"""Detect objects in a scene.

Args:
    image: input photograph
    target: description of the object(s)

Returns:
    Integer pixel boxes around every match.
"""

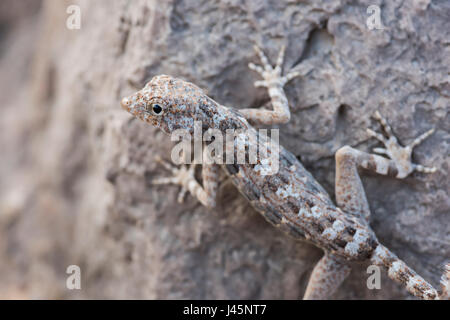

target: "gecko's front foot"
[248,44,301,88]
[240,44,300,125]
[152,156,196,203]
[366,111,436,178]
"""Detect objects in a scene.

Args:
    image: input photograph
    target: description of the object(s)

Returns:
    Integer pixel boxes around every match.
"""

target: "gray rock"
[0,0,448,299]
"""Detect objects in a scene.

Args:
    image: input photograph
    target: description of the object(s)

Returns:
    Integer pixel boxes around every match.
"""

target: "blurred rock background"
[0,0,448,299]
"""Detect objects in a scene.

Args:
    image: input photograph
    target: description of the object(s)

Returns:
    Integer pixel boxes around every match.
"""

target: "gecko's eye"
[151,103,163,115]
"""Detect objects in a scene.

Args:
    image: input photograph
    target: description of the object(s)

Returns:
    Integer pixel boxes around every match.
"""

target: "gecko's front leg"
[152,150,219,209]
[239,45,301,125]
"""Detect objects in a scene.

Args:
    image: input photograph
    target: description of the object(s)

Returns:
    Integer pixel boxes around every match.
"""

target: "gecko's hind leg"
[239,45,301,125]
[335,111,436,221]
[152,153,219,208]
[335,146,372,221]
[334,111,444,299]
[303,254,352,300]
[334,146,443,300]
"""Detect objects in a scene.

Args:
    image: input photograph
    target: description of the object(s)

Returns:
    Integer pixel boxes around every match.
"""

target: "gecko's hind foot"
[248,44,301,88]
[366,111,436,178]
[152,156,196,203]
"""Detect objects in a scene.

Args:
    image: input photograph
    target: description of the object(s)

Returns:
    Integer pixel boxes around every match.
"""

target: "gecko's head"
[121,74,210,135]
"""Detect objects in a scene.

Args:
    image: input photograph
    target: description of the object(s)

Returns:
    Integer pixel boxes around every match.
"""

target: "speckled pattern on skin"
[121,45,449,300]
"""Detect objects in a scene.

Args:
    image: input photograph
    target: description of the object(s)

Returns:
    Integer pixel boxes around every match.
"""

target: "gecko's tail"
[370,244,449,300]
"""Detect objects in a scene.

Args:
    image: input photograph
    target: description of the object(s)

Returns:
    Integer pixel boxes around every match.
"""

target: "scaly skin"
[120,46,448,300]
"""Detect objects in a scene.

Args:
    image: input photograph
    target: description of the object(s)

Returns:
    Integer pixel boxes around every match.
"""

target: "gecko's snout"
[121,97,131,111]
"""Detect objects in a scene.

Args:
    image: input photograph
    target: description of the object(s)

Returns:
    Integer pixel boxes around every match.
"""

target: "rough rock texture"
[0,0,448,299]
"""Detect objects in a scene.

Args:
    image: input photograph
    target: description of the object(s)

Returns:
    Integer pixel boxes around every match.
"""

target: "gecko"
[120,44,449,300]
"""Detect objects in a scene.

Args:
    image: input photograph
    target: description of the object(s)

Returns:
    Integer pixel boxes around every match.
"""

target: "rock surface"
[0,0,448,299]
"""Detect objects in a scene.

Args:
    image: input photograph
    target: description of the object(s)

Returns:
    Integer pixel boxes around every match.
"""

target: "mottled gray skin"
[121,74,445,300]
[122,75,378,260]
[236,148,379,261]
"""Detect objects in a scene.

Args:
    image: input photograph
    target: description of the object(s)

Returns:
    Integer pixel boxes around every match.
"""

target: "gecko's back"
[121,74,379,261]
[222,125,379,261]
